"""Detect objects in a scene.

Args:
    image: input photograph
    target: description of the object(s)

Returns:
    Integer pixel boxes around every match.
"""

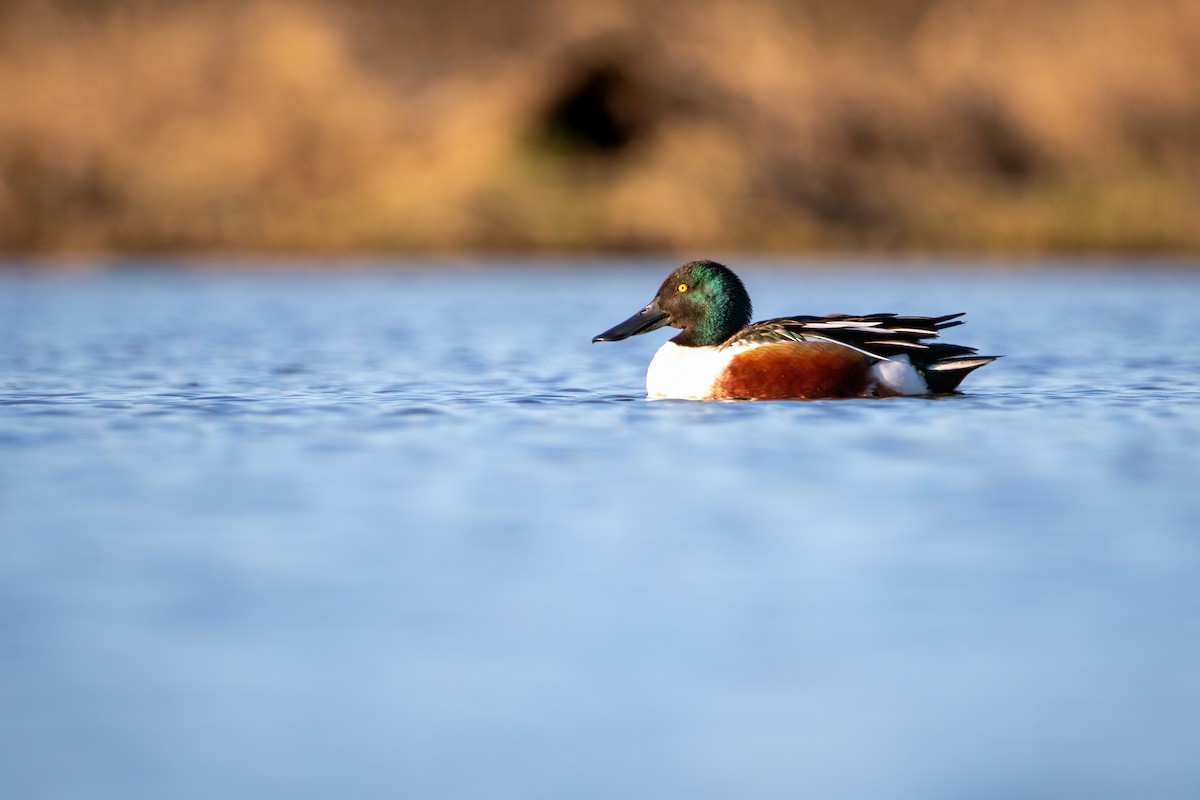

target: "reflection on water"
[2,260,1199,800]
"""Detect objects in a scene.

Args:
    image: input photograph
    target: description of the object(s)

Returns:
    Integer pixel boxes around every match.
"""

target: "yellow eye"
[678,283,688,293]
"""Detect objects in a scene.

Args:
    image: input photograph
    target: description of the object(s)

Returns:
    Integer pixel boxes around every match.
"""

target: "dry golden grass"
[1,0,1198,253]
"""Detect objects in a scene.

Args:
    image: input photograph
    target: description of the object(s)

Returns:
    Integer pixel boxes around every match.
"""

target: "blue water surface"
[2,258,1199,800]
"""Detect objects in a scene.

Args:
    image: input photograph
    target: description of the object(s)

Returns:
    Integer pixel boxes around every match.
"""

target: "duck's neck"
[672,321,735,348]
[673,285,751,347]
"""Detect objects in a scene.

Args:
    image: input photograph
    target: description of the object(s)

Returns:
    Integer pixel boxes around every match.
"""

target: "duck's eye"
[678,283,688,293]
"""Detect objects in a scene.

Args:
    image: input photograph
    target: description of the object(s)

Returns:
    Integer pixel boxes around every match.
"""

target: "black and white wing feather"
[726,313,967,359]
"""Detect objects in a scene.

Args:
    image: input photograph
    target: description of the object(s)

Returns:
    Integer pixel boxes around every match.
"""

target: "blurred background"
[2,0,1199,255]
[6,5,1200,798]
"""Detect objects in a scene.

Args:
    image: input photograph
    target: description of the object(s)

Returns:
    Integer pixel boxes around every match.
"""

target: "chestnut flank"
[711,342,873,400]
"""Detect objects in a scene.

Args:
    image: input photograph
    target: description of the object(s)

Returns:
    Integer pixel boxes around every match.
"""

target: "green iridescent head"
[593,260,752,347]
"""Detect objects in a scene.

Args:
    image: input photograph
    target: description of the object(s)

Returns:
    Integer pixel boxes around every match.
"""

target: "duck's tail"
[915,344,1001,394]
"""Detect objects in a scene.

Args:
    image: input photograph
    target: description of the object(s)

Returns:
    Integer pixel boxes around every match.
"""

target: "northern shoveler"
[593,260,998,400]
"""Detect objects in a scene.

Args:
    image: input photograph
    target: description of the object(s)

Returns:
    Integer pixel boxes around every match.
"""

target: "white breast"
[645,341,744,399]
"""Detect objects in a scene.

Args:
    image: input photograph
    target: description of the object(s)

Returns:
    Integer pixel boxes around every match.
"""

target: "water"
[2,258,1199,800]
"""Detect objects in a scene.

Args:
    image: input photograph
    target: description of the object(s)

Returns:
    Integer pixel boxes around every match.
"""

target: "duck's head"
[593,260,752,347]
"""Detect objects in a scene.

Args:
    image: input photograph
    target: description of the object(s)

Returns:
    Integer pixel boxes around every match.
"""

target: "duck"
[592,260,998,400]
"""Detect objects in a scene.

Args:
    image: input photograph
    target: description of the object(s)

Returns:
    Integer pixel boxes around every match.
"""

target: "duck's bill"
[592,301,670,342]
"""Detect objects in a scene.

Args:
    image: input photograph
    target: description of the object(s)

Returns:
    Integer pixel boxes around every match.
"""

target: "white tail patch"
[869,354,929,396]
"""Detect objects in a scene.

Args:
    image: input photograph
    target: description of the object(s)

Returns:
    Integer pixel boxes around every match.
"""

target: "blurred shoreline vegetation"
[1,0,1198,255]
